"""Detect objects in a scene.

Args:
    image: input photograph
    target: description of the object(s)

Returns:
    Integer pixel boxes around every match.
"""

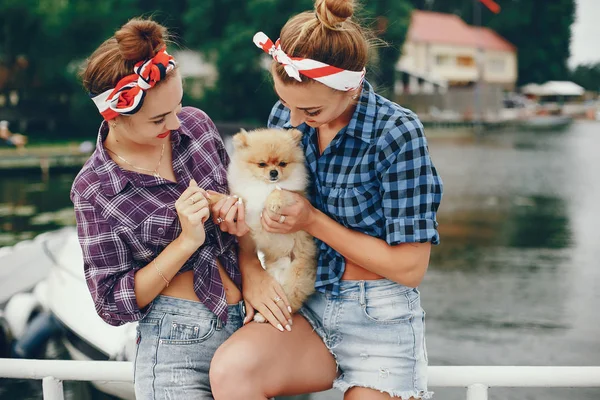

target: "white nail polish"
[288,306,292,313]
[285,324,291,332]
[237,197,242,205]
[275,185,282,191]
[277,324,284,332]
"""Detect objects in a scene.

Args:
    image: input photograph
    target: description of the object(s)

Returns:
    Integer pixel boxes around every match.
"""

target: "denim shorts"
[298,279,433,399]
[133,295,244,400]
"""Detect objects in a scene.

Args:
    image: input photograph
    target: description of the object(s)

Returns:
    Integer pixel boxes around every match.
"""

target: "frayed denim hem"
[333,377,434,399]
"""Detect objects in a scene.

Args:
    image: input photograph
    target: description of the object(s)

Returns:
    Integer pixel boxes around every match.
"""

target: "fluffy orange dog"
[208,128,316,322]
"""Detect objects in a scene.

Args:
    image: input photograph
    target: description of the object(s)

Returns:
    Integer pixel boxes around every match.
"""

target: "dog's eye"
[278,162,288,167]
[258,162,267,168]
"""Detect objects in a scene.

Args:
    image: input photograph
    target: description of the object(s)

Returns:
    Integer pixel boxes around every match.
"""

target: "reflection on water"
[0,173,76,246]
[1,122,599,399]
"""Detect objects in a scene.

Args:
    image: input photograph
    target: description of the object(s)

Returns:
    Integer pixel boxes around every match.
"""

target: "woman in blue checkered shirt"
[210,0,443,399]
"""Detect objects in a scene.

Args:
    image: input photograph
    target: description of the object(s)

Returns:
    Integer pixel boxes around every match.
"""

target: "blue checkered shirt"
[268,81,443,295]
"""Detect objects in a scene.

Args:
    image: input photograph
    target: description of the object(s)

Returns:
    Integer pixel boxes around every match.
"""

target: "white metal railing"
[1,359,600,400]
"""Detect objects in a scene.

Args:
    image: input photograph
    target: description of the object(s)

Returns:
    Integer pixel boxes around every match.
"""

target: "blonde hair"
[274,0,370,87]
[81,18,172,95]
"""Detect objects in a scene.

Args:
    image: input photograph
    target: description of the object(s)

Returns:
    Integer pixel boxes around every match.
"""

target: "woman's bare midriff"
[160,259,242,304]
[341,258,384,280]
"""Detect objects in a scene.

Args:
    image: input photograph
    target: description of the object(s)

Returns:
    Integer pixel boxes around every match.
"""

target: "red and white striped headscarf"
[91,46,176,121]
[253,32,365,92]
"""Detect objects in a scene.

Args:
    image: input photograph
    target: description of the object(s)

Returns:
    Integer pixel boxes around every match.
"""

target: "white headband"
[253,32,365,92]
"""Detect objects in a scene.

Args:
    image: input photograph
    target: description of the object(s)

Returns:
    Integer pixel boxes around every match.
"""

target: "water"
[1,121,599,399]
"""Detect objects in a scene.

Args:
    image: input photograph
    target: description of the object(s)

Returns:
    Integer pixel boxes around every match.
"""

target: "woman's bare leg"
[210,314,336,399]
[345,387,418,400]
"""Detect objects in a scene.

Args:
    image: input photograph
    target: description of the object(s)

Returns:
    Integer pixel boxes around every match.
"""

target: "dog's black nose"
[269,170,279,179]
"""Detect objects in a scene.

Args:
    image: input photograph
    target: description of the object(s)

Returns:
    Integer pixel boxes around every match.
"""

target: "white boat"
[0,228,136,399]
[519,115,573,131]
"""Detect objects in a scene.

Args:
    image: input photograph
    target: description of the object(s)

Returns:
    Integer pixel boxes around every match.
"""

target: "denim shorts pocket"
[160,315,216,345]
[361,288,419,324]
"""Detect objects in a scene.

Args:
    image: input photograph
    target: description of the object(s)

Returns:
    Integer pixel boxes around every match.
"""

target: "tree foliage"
[570,62,600,92]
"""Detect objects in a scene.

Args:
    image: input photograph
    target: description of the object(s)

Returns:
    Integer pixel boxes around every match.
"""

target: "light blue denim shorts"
[298,279,433,399]
[133,295,244,400]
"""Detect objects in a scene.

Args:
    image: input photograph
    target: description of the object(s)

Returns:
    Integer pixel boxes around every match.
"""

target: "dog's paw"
[266,189,284,214]
[253,313,267,323]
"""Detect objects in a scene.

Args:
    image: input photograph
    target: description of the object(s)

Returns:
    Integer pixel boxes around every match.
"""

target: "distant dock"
[0,145,91,174]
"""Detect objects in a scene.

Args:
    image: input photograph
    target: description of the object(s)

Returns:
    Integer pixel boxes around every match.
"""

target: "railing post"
[466,383,488,400]
[42,377,64,400]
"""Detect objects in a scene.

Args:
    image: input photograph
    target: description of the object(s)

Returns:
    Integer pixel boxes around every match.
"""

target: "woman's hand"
[175,179,210,250]
[206,190,250,237]
[261,191,317,234]
[241,263,293,332]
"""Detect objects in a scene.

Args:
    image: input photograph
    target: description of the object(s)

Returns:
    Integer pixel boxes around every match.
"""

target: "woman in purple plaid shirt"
[71,18,250,399]
[209,0,443,399]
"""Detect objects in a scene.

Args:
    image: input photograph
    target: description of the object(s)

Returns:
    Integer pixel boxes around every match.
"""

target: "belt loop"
[359,281,366,306]
[216,317,223,331]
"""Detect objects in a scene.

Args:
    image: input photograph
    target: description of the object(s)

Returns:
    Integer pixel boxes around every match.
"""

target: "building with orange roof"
[397,10,517,93]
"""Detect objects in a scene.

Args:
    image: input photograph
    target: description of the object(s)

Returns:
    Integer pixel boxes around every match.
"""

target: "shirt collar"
[345,80,377,144]
[282,80,377,144]
[90,121,190,197]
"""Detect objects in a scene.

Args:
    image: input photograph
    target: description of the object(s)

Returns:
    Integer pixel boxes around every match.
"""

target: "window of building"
[435,54,451,66]
[457,56,475,67]
[488,58,506,73]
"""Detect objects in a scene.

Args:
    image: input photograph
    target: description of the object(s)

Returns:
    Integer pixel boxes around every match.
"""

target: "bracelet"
[153,259,170,287]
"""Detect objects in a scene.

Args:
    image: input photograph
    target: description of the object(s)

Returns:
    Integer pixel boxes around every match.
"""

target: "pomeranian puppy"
[209,128,316,322]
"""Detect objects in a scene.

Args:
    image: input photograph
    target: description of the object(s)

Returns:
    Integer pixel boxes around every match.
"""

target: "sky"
[569,0,600,67]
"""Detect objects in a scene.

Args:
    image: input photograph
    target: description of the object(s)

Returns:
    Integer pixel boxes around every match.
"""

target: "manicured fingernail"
[285,324,291,332]
[232,194,239,198]
[243,316,249,324]
[237,197,242,205]
[275,185,282,190]
[277,324,284,332]
[288,306,292,313]
[260,212,263,218]
[288,319,293,326]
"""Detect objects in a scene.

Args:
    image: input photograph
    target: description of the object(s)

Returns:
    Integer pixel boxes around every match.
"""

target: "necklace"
[106,143,165,178]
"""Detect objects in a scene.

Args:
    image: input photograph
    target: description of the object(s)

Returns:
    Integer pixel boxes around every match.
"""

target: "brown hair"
[274,0,370,87]
[81,18,171,95]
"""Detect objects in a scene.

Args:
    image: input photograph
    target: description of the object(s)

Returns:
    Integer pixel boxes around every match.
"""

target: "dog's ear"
[287,128,302,144]
[232,129,249,149]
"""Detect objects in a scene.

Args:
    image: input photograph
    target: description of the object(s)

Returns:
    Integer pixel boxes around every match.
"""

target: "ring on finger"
[216,217,224,224]
[189,196,196,205]
[278,215,286,224]
[273,296,282,303]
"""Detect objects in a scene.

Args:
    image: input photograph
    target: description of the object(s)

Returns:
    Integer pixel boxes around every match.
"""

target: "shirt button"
[157,228,165,235]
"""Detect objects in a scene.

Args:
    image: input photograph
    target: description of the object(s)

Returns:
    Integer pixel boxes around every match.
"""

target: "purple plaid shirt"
[71,107,240,326]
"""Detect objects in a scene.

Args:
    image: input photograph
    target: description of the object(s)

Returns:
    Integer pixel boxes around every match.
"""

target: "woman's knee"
[210,335,263,395]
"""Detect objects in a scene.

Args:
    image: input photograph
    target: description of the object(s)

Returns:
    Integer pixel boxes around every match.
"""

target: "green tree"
[183,0,413,123]
[363,1,413,97]
[570,62,600,92]
[409,0,576,85]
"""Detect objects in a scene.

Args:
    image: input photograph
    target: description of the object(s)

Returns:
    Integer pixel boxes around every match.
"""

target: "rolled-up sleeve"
[380,119,443,246]
[72,192,149,326]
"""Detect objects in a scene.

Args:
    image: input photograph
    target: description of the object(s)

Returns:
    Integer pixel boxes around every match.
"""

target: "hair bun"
[315,0,355,30]
[115,18,167,62]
